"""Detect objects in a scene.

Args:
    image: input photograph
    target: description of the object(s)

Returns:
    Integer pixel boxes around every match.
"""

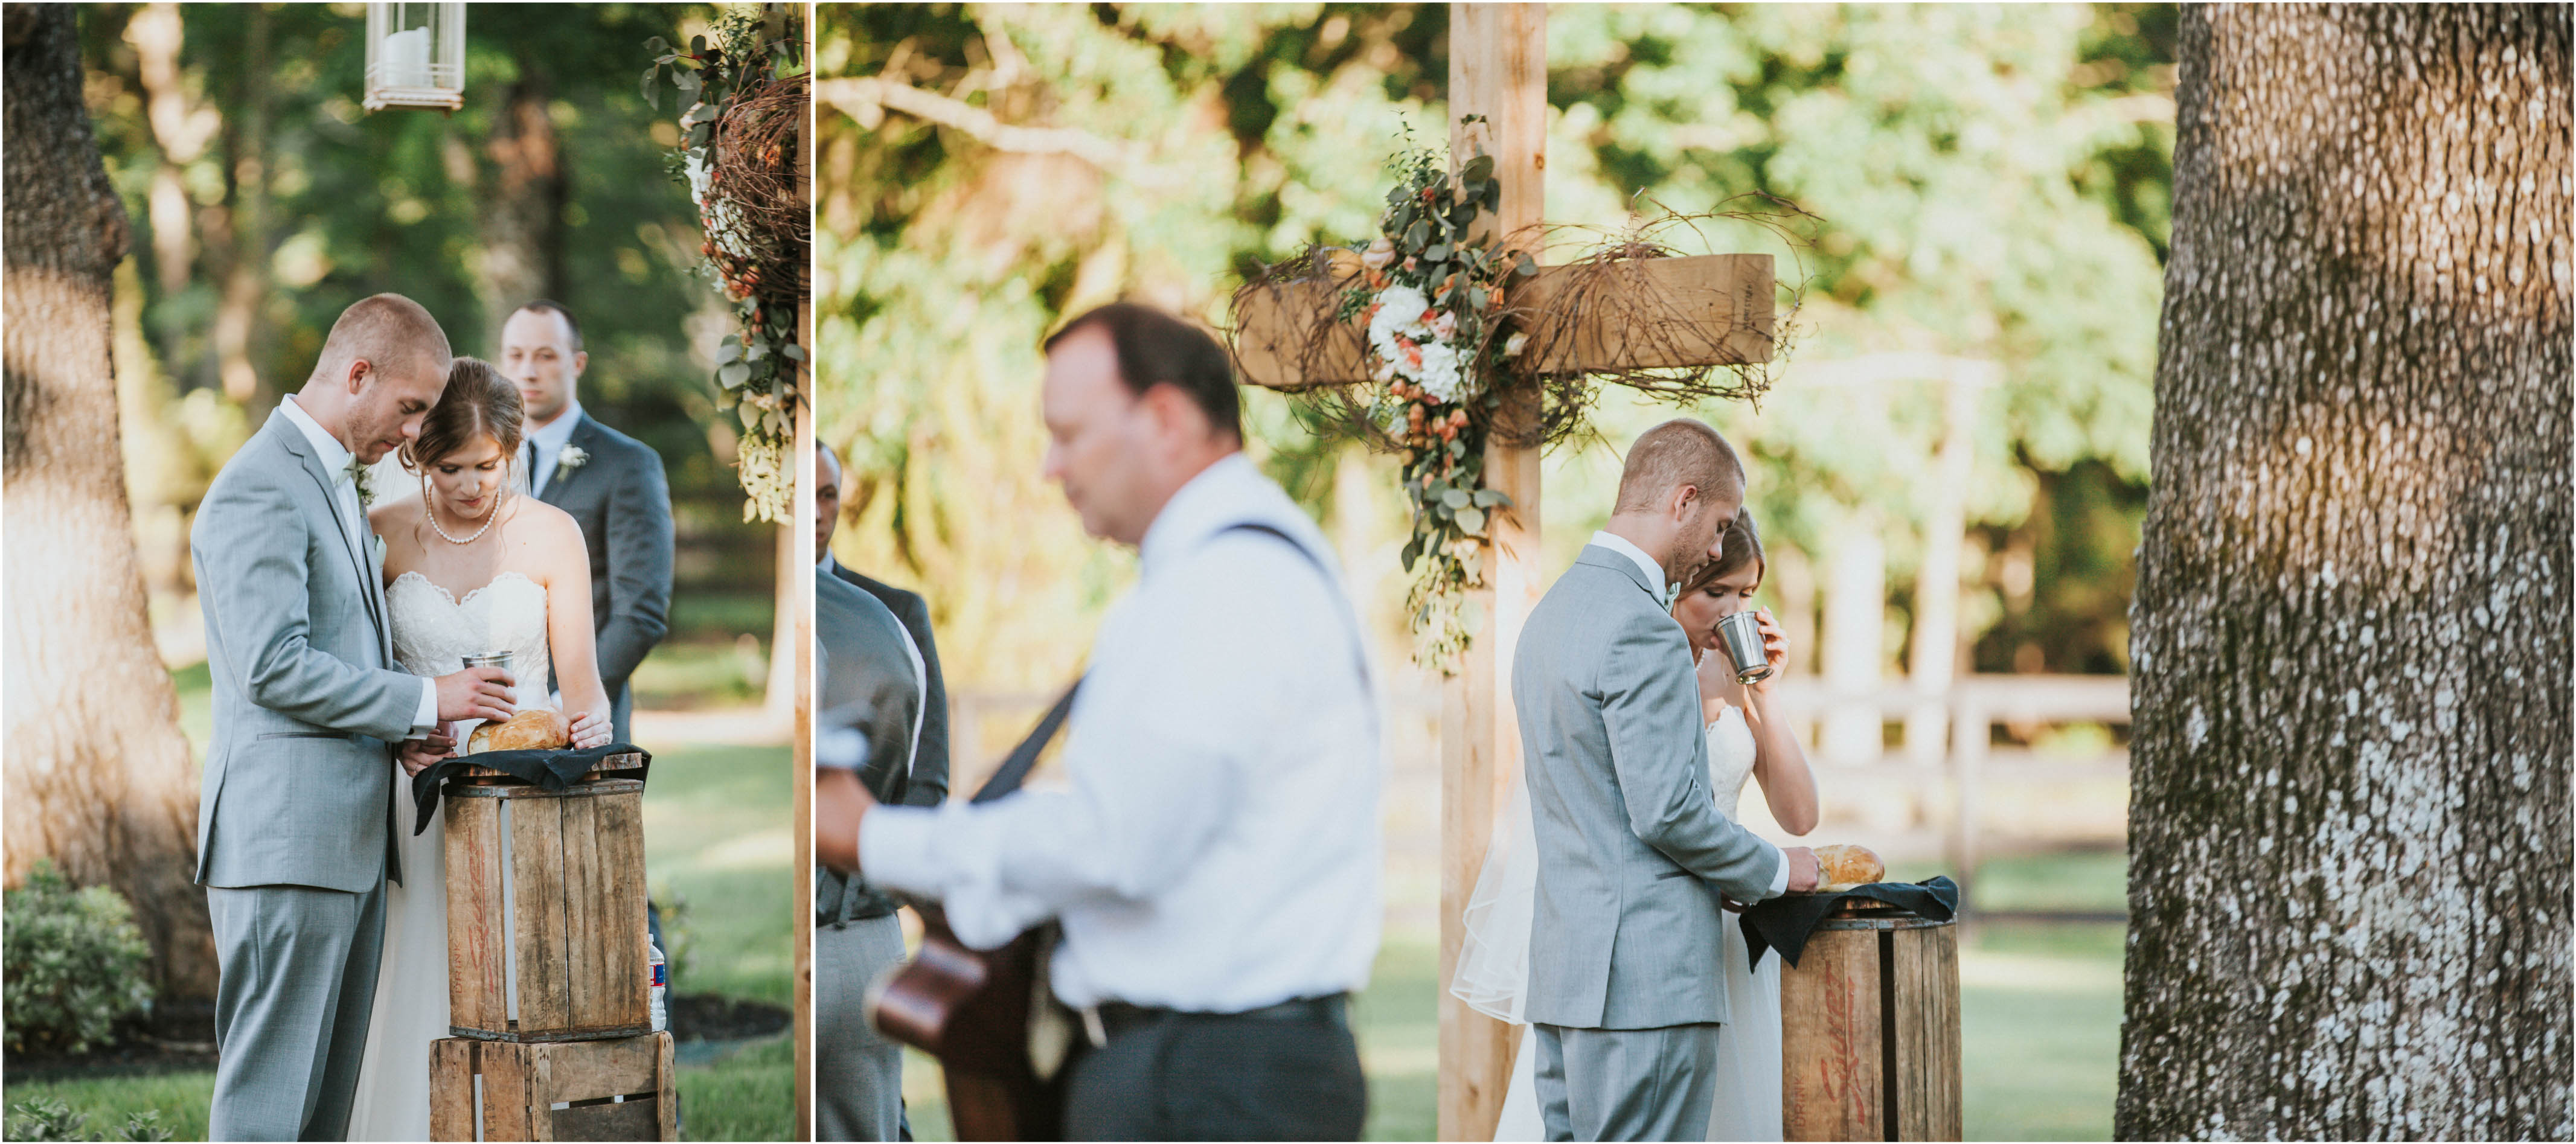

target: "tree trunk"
[2,3,219,1000]
[479,71,565,338]
[214,2,271,402]
[2122,7,2571,1139]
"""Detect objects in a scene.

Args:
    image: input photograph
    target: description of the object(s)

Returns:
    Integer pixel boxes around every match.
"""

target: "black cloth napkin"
[1740,876,1959,970]
[409,743,652,836]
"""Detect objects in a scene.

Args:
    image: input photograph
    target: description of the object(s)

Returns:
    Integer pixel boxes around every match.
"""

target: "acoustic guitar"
[864,683,1081,1141]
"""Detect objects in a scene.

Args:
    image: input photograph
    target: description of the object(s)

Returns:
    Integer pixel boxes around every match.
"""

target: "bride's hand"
[397,727,456,777]
[1746,607,1790,697]
[569,709,612,750]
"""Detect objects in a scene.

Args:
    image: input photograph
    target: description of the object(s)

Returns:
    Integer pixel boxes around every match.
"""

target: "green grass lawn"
[644,742,795,1008]
[2,1038,793,1142]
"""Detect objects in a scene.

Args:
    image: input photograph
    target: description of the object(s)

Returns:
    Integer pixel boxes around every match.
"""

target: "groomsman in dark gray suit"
[498,301,674,741]
[813,441,947,1140]
[816,441,949,785]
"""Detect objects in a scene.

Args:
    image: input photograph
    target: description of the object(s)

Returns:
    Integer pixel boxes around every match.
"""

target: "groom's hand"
[435,667,517,723]
[1782,846,1821,893]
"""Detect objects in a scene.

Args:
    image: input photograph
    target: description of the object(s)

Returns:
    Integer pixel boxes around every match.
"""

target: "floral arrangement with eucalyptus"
[1343,140,1536,670]
[642,5,807,522]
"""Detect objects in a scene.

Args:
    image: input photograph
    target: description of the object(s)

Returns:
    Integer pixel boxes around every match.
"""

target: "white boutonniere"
[554,444,590,481]
[345,458,375,505]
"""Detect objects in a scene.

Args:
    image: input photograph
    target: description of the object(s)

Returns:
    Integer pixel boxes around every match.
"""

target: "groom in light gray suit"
[1514,419,1820,1141]
[191,294,517,1141]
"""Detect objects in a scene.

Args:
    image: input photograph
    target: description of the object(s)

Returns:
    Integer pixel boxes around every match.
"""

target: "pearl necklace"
[425,473,503,546]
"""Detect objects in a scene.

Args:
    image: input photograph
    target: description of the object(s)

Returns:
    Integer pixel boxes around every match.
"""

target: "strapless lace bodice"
[1706,701,1757,818]
[386,571,554,707]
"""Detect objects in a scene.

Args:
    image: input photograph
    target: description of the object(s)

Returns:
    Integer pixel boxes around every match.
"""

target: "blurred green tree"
[818,4,2175,696]
[80,2,777,610]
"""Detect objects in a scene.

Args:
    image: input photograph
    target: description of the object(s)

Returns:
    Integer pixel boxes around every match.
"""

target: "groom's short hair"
[1613,419,1743,514]
[311,293,452,385]
[1044,302,1242,441]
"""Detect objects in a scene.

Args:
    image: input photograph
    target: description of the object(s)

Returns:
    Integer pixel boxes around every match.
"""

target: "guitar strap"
[967,519,1360,804]
[971,679,1081,803]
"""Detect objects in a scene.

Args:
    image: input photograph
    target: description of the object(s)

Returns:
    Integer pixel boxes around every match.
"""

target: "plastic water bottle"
[647,938,668,1032]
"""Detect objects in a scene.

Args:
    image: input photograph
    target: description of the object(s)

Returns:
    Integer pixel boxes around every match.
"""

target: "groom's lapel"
[1575,544,1659,602]
[271,414,390,657]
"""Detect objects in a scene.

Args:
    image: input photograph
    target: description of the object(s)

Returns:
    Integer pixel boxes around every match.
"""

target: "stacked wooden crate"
[431,752,676,1142]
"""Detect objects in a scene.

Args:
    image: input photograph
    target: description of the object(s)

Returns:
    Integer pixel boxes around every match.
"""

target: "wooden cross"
[1231,7,1774,1138]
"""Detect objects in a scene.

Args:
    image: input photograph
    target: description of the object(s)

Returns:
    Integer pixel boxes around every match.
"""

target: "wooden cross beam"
[1229,7,1775,1139]
[1234,254,1775,391]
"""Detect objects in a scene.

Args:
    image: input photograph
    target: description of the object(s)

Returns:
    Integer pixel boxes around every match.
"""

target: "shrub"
[4,1098,173,1142]
[3,860,155,1056]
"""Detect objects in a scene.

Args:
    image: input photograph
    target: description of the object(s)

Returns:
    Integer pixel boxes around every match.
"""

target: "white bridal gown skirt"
[347,775,450,1140]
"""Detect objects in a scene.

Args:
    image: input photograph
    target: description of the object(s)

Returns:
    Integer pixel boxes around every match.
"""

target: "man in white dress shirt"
[818,302,1381,1140]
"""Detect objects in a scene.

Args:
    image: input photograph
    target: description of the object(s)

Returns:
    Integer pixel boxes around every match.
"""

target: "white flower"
[1504,331,1530,357]
[1369,284,1430,344]
[1430,310,1456,340]
[1373,359,1398,385]
[1416,341,1467,402]
[556,444,590,475]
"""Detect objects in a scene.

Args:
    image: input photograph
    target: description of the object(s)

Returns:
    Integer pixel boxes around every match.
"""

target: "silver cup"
[1714,610,1772,685]
[461,651,518,706]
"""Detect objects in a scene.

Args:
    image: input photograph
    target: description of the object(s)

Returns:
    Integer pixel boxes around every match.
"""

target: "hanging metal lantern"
[363,2,465,112]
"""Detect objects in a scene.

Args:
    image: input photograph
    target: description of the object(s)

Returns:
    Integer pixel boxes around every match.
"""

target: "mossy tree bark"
[2123,5,2571,1137]
[3,3,219,1000]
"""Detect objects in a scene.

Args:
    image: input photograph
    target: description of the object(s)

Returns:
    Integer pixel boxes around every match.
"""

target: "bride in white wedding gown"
[347,357,614,1141]
[1459,509,1816,1142]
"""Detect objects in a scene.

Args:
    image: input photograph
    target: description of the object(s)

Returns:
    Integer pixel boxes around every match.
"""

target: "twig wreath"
[1231,131,1818,672]
[644,5,809,523]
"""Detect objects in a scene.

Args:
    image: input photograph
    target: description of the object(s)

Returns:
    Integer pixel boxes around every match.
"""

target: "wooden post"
[792,21,817,1124]
[1440,7,1544,1140]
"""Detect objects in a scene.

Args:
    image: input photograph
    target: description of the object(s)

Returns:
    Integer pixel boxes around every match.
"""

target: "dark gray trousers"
[1533,1022,1722,1142]
[205,877,387,1142]
[815,913,907,1141]
[1063,1006,1366,1141]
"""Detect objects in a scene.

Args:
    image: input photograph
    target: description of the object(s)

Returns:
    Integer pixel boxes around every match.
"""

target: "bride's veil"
[1450,747,1539,1024]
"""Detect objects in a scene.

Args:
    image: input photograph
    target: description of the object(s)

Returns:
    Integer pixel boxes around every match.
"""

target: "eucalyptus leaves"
[644,6,807,523]
[1351,141,1537,672]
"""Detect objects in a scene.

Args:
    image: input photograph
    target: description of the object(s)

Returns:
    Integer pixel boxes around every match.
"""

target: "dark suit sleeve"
[892,592,949,806]
[595,439,674,687]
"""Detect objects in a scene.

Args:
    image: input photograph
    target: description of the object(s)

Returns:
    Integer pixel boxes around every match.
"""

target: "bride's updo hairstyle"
[402,356,525,472]
[1676,506,1766,601]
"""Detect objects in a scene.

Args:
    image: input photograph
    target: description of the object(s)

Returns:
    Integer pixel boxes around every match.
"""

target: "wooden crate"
[444,770,652,1042]
[1780,902,1962,1141]
[429,1032,676,1142]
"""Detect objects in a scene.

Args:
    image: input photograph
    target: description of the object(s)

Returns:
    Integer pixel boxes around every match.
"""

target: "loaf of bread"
[1813,844,1885,891]
[467,708,571,754]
